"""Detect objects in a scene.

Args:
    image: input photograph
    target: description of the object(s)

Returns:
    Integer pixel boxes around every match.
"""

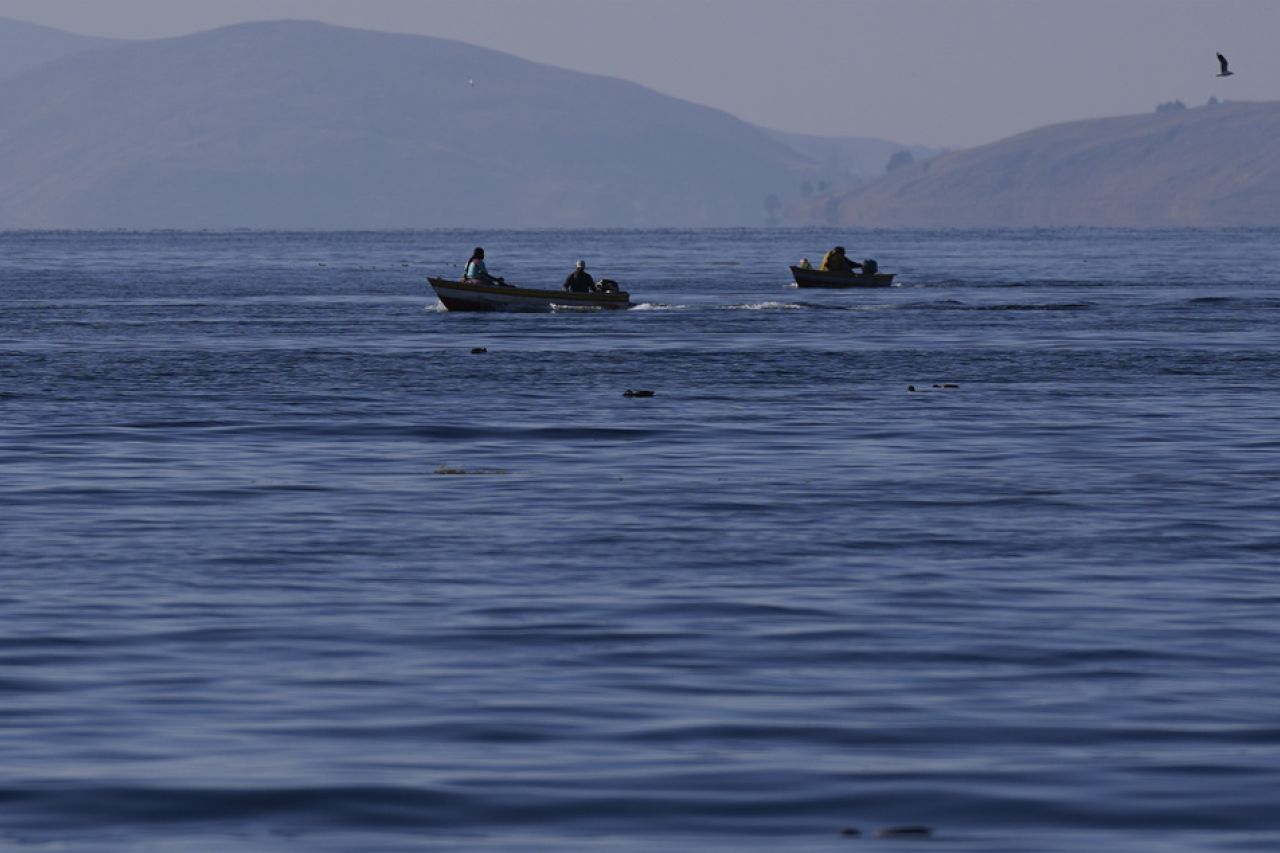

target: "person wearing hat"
[820,245,862,275]
[563,259,595,293]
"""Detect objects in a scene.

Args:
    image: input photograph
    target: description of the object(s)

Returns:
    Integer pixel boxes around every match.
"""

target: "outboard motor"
[862,259,878,275]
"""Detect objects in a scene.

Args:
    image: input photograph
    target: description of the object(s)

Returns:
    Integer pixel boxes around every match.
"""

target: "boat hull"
[428,277,631,312]
[790,266,895,288]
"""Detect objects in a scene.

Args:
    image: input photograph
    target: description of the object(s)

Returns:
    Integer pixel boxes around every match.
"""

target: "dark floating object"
[471,347,488,354]
[838,826,862,837]
[624,389,656,398]
[1217,52,1234,77]
[907,385,917,392]
[932,383,960,389]
[875,826,934,839]
[436,465,512,476]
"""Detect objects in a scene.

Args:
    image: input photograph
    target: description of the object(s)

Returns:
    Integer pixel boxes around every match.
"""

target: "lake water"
[2,228,1279,851]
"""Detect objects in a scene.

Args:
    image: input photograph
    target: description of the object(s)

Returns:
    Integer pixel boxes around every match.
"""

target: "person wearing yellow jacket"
[820,246,862,274]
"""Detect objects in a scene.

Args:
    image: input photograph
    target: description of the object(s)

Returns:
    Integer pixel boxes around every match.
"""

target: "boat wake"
[629,302,684,311]
[731,301,809,311]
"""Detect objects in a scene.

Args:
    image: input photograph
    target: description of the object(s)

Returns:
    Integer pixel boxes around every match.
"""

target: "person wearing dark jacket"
[563,260,595,293]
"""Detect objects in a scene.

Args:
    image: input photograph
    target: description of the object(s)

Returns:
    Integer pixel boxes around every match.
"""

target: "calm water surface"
[2,229,1279,851]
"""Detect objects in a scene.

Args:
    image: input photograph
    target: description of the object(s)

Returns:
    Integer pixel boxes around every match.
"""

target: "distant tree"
[764,193,782,224]
[1155,100,1187,113]
[800,180,815,198]
[885,149,915,174]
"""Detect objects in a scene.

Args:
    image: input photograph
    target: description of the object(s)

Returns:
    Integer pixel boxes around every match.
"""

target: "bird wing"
[1218,53,1229,73]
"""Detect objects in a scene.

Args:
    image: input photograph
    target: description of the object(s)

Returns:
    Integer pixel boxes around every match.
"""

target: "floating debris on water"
[471,347,488,354]
[874,826,934,838]
[624,389,656,398]
[435,466,512,476]
[838,826,862,837]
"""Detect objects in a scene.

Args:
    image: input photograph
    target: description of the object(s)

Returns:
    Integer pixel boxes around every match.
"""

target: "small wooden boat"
[428,277,632,312]
[790,266,895,288]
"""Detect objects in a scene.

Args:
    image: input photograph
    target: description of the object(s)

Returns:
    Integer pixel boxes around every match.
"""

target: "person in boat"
[563,260,595,293]
[820,246,863,275]
[464,247,505,285]
[798,257,812,270]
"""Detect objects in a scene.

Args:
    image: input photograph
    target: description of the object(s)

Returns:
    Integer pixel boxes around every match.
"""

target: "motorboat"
[790,266,895,288]
[428,277,631,312]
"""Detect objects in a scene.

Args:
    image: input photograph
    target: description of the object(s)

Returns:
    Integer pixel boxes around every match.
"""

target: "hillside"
[762,129,938,181]
[0,20,815,228]
[0,17,118,81]
[795,101,1280,228]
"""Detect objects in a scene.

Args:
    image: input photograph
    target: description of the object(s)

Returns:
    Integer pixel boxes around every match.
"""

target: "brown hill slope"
[797,101,1280,228]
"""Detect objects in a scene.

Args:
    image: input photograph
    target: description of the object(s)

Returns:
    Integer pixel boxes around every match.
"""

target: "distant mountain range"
[795,100,1280,228]
[1,17,1273,229]
[0,17,120,81]
[761,129,937,187]
[0,18,917,229]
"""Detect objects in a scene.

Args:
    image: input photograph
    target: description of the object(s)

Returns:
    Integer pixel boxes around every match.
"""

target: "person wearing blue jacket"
[464,247,504,284]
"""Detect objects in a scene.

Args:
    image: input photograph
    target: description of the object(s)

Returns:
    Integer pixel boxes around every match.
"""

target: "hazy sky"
[0,0,1274,147]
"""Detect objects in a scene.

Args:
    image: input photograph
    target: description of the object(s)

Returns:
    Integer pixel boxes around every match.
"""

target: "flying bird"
[468,78,475,87]
[1216,53,1234,77]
